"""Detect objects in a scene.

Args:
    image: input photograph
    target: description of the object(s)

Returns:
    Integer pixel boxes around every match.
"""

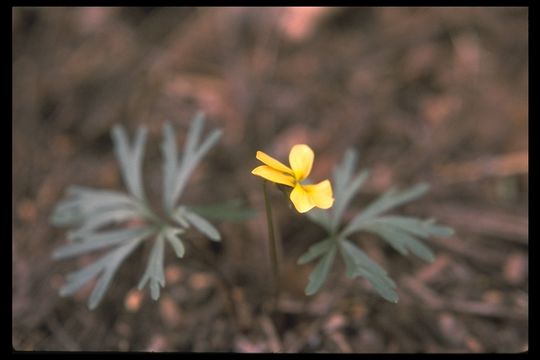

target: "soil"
[12,7,528,352]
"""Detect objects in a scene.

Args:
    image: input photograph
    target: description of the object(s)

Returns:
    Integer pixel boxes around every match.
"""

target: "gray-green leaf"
[162,122,179,212]
[138,232,166,300]
[111,126,147,201]
[184,210,221,241]
[163,226,186,258]
[53,227,154,259]
[370,216,455,238]
[340,239,398,302]
[297,238,334,265]
[171,113,222,205]
[342,183,430,236]
[305,244,337,296]
[361,223,435,262]
[189,200,256,222]
[305,208,332,233]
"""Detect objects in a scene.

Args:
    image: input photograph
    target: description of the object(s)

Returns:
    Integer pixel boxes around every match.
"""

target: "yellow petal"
[251,165,295,187]
[303,180,334,209]
[256,151,293,174]
[290,184,316,213]
[289,144,314,181]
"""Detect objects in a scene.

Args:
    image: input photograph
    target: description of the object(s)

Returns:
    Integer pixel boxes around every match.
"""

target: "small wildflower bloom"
[252,144,334,213]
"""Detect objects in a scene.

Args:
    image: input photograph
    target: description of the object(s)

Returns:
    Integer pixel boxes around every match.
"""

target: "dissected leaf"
[67,208,142,239]
[330,169,369,232]
[51,187,140,227]
[370,216,455,238]
[333,149,358,193]
[193,130,222,161]
[339,239,391,280]
[297,238,334,265]
[360,223,435,262]
[59,236,145,309]
[111,126,147,201]
[305,208,331,232]
[184,111,205,158]
[53,227,154,259]
[171,113,222,205]
[305,244,337,296]
[342,183,430,237]
[52,113,231,308]
[339,239,398,303]
[303,148,453,301]
[189,200,256,222]
[362,270,399,303]
[60,257,111,297]
[138,232,166,300]
[171,206,191,228]
[87,238,144,310]
[163,226,186,258]
[184,210,221,241]
[330,149,369,232]
[162,122,179,212]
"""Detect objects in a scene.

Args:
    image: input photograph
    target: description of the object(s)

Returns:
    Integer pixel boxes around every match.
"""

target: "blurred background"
[12,7,527,352]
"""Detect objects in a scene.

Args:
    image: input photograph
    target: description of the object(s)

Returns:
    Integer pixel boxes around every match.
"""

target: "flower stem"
[263,180,280,302]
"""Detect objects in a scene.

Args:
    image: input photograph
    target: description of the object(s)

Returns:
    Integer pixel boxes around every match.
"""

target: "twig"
[435,151,528,184]
[329,332,353,353]
[429,236,507,266]
[403,277,527,321]
[402,277,445,309]
[413,254,451,283]
[425,204,528,244]
[259,315,283,353]
[447,300,527,321]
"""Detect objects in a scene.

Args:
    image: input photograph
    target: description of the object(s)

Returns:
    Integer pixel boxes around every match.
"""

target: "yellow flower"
[252,144,334,213]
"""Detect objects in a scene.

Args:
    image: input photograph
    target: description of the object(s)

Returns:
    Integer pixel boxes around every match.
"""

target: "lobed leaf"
[360,223,435,262]
[67,208,143,240]
[333,149,358,193]
[59,236,145,309]
[52,113,249,309]
[297,238,334,265]
[370,216,455,238]
[339,239,398,302]
[188,200,256,222]
[53,227,154,259]
[162,122,179,212]
[305,208,332,232]
[331,169,369,232]
[342,183,430,237]
[51,187,140,227]
[163,226,186,258]
[60,257,111,297]
[184,210,221,241]
[305,244,337,296]
[87,238,144,310]
[184,112,204,156]
[339,239,392,280]
[138,232,166,300]
[303,149,454,302]
[171,206,190,228]
[171,113,222,206]
[111,125,147,201]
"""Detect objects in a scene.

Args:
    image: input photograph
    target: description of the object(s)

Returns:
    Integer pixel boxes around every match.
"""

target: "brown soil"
[13,7,528,352]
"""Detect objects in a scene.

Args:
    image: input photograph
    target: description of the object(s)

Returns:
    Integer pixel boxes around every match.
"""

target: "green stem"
[263,180,280,300]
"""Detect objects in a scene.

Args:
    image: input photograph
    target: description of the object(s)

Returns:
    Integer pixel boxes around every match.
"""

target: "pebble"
[503,253,527,285]
[124,289,144,312]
